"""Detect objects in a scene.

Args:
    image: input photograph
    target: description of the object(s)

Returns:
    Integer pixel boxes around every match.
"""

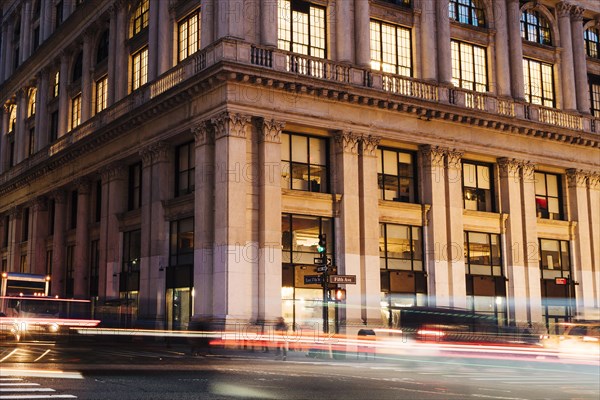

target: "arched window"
[72,52,83,82]
[584,27,599,59]
[28,88,37,117]
[521,9,552,46]
[96,30,109,64]
[449,0,486,27]
[131,0,149,37]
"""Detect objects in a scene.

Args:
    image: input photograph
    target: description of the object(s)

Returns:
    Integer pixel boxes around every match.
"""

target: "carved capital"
[258,118,285,144]
[140,142,170,165]
[7,206,22,218]
[570,6,584,21]
[566,169,588,188]
[445,149,463,170]
[498,158,521,178]
[556,2,573,18]
[32,196,48,212]
[51,190,67,204]
[74,178,92,195]
[419,145,446,168]
[211,112,251,140]
[99,163,126,182]
[333,131,360,155]
[588,173,600,190]
[192,121,215,146]
[520,162,537,181]
[360,135,381,157]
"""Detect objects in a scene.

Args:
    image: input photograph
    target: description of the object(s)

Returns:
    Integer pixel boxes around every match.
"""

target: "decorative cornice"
[211,112,251,140]
[192,120,215,146]
[419,145,445,168]
[360,135,381,157]
[333,131,360,155]
[445,149,463,170]
[258,118,285,144]
[566,169,588,188]
[498,157,521,178]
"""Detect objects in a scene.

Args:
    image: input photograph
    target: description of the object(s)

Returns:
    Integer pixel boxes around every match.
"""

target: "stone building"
[0,0,599,334]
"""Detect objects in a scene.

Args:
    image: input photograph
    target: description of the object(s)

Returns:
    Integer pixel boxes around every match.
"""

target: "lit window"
[131,0,149,37]
[534,172,562,220]
[281,132,328,193]
[277,0,326,58]
[96,76,108,113]
[53,71,60,97]
[178,10,201,62]
[71,94,81,129]
[590,75,600,117]
[539,238,572,332]
[523,58,554,107]
[464,232,502,276]
[9,105,17,132]
[449,0,486,27]
[28,88,37,117]
[451,40,487,92]
[584,27,599,59]
[521,9,552,46]
[370,20,412,76]
[176,142,195,196]
[462,162,493,212]
[131,47,148,91]
[377,148,417,203]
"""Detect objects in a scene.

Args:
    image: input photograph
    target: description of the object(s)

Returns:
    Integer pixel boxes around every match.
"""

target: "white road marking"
[0,388,55,392]
[0,396,77,399]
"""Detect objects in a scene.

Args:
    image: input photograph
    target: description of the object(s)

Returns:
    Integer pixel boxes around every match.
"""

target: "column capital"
[498,157,521,178]
[99,163,127,182]
[257,118,285,144]
[520,161,537,181]
[51,190,67,204]
[75,178,92,194]
[360,135,381,157]
[192,120,215,146]
[32,196,48,212]
[140,141,170,165]
[211,112,251,140]
[445,149,463,170]
[556,2,573,18]
[7,206,22,218]
[588,173,600,190]
[333,131,360,155]
[419,145,446,168]
[570,6,584,21]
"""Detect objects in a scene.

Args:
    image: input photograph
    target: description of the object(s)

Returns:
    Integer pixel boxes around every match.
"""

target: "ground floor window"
[166,287,193,331]
[539,238,573,333]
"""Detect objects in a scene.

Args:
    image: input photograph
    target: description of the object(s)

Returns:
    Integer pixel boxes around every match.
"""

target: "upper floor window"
[96,30,109,64]
[131,47,148,91]
[584,27,599,59]
[281,132,328,193]
[462,161,494,212]
[72,52,83,82]
[8,105,17,132]
[523,58,554,107]
[50,111,59,142]
[176,142,195,197]
[539,239,570,274]
[278,0,326,59]
[128,162,142,211]
[464,231,502,276]
[96,76,108,114]
[178,9,201,62]
[377,148,417,203]
[534,171,563,220]
[71,94,81,129]
[131,0,149,37]
[381,0,411,7]
[170,217,194,266]
[521,9,552,46]
[28,89,37,117]
[53,71,60,97]
[122,229,141,273]
[370,20,412,76]
[449,0,485,27]
[55,1,63,30]
[590,75,600,117]
[33,0,41,20]
[451,40,487,92]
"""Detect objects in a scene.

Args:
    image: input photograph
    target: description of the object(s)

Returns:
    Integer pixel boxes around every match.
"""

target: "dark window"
[70,190,78,230]
[178,9,201,62]
[523,58,555,107]
[50,110,59,142]
[462,161,494,212]
[55,1,63,30]
[590,75,600,117]
[95,180,102,222]
[8,136,15,167]
[2,215,9,248]
[33,26,40,50]
[176,142,194,196]
[585,27,599,59]
[28,128,35,156]
[370,20,412,76]
[449,0,486,27]
[277,0,326,59]
[72,52,83,82]
[520,9,552,46]
[128,163,142,210]
[89,239,99,297]
[46,250,53,276]
[123,229,141,273]
[66,245,74,297]
[13,45,19,71]
[377,148,417,203]
[281,132,328,193]
[48,199,55,235]
[22,207,29,242]
[170,217,194,266]
[534,172,563,220]
[96,30,109,64]
[33,0,41,19]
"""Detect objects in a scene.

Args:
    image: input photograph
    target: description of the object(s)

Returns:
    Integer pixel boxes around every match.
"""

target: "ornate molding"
[498,157,521,178]
[566,169,588,188]
[445,149,463,170]
[74,178,92,195]
[192,120,215,146]
[360,135,381,157]
[211,112,251,140]
[587,173,600,190]
[32,196,48,212]
[51,190,67,204]
[99,163,126,182]
[333,131,360,155]
[520,161,537,181]
[556,2,573,18]
[140,141,170,165]
[570,5,584,21]
[419,145,445,168]
[258,118,285,144]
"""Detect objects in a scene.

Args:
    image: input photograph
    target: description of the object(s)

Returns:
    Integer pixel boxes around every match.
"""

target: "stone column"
[257,119,284,323]
[211,112,252,325]
[193,121,215,318]
[51,191,67,296]
[354,0,371,68]
[216,0,245,40]
[73,180,91,298]
[81,31,92,122]
[0,24,7,82]
[420,145,450,306]
[358,135,381,324]
[98,164,127,301]
[521,163,542,324]
[420,0,437,81]
[498,158,528,324]
[201,0,215,49]
[8,208,22,272]
[507,0,525,100]
[148,0,159,81]
[29,197,49,276]
[0,105,9,173]
[570,7,590,114]
[588,174,600,310]
[566,170,594,317]
[139,142,171,327]
[260,0,277,47]
[157,0,171,74]
[35,69,49,151]
[3,20,14,80]
[333,131,362,328]
[15,88,27,164]
[557,2,577,111]
[40,0,49,40]
[107,4,117,105]
[436,0,452,84]
[114,2,128,100]
[336,0,353,63]
[445,150,466,309]
[20,1,32,63]
[494,0,512,97]
[57,51,69,137]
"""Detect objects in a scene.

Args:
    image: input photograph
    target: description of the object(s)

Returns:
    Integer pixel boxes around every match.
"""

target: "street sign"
[555,277,568,285]
[304,275,323,285]
[314,257,325,265]
[316,266,328,273]
[329,275,357,284]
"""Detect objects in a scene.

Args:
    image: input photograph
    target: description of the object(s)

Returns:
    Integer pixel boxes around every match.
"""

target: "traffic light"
[317,234,326,255]
[329,288,346,301]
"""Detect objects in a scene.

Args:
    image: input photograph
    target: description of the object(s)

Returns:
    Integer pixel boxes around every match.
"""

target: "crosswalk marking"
[0,383,41,386]
[0,378,77,399]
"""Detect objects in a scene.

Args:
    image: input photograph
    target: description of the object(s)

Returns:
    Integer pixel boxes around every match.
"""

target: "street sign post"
[313,257,325,265]
[316,266,328,273]
[329,275,357,284]
[304,275,323,285]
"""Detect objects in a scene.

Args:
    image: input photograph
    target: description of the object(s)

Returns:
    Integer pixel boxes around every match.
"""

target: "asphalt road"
[1,340,598,400]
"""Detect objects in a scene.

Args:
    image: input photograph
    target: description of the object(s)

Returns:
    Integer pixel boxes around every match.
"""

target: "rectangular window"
[89,239,99,297]
[278,0,326,58]
[451,40,488,92]
[132,47,148,91]
[123,229,141,273]
[169,217,194,266]
[464,232,502,276]
[70,190,78,230]
[55,1,63,30]
[534,171,563,220]
[96,76,108,113]
[176,142,195,196]
[523,58,555,107]
[8,136,15,167]
[128,162,142,210]
[71,94,81,129]
[33,26,40,51]
[370,20,412,77]
[50,111,59,142]
[132,0,149,36]
[65,244,74,297]
[462,161,494,212]
[28,127,35,156]
[20,254,28,273]
[589,75,600,117]
[178,9,201,62]
[2,215,9,248]
[539,238,573,333]
[281,132,328,193]
[46,250,53,276]
[53,71,60,98]
[21,207,29,242]
[48,199,55,235]
[377,148,417,203]
[95,180,102,223]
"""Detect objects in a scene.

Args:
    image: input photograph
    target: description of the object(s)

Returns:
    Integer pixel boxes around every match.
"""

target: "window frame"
[281,132,329,193]
[451,39,488,93]
[177,9,201,62]
[589,74,600,117]
[169,217,194,267]
[370,19,412,77]
[520,9,552,46]
[128,162,142,211]
[95,75,108,114]
[376,147,418,203]
[379,223,423,272]
[449,0,486,28]
[131,0,149,37]
[175,142,195,197]
[131,47,148,91]
[534,171,563,220]
[71,94,81,130]
[523,58,555,107]
[277,0,327,59]
[462,161,495,212]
